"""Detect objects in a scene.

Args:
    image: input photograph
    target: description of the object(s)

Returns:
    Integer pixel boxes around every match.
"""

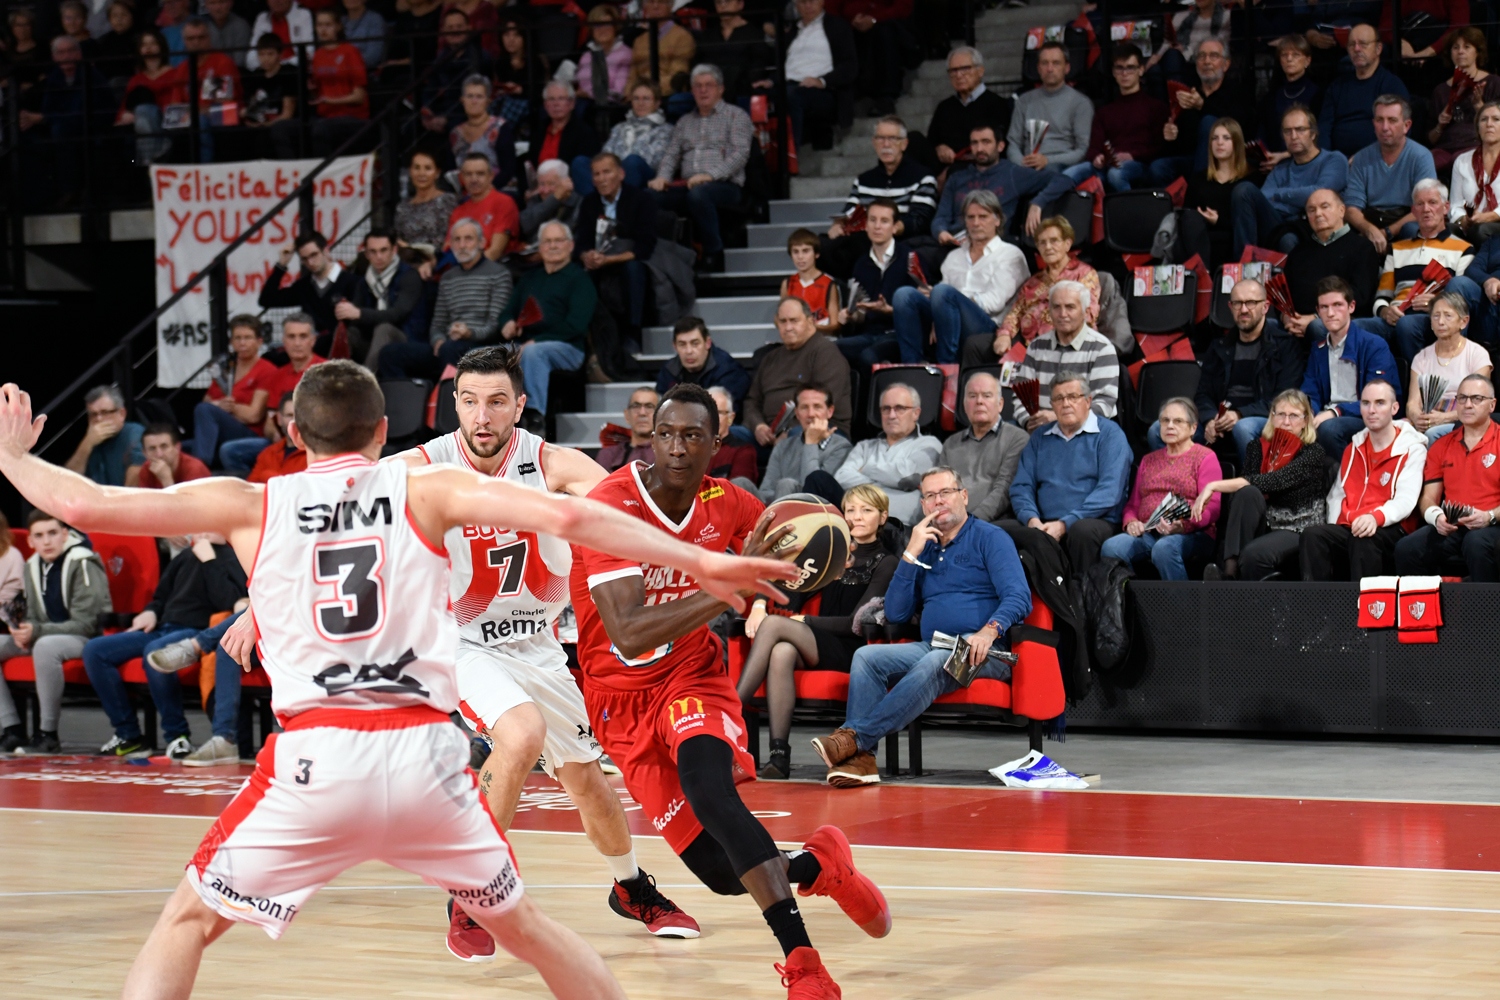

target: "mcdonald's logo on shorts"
[666,696,706,728]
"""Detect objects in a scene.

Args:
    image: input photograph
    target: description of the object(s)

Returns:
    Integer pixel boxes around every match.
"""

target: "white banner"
[151,157,372,387]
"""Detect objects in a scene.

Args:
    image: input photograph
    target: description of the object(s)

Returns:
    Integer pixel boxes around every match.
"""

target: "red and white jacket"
[1327,421,1428,527]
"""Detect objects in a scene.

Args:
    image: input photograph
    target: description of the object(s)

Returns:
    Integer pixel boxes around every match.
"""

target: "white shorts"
[454,632,602,777]
[186,707,523,939]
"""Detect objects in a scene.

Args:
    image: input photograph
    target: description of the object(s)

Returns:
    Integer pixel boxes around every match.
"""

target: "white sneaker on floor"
[165,736,194,761]
[182,735,240,767]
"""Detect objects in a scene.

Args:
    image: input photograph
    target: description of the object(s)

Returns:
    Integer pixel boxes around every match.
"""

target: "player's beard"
[462,422,513,459]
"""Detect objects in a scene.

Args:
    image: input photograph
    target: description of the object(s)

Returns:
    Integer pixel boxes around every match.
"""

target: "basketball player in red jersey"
[0,366,796,1000]
[397,347,699,958]
[571,383,892,999]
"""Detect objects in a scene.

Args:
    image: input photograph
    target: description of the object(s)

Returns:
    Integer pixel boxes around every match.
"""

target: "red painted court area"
[4,755,1497,873]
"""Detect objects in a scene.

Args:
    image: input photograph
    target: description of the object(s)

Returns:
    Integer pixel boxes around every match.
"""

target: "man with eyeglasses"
[1005,372,1132,578]
[1301,275,1399,458]
[821,383,940,523]
[1066,43,1168,192]
[812,466,1030,788]
[1187,279,1304,465]
[1301,378,1426,581]
[1318,24,1411,157]
[257,230,360,341]
[824,117,936,280]
[1394,374,1500,579]
[925,46,1013,170]
[65,385,144,487]
[1147,38,1254,188]
[598,387,661,472]
[1230,105,1347,257]
[1282,189,1383,338]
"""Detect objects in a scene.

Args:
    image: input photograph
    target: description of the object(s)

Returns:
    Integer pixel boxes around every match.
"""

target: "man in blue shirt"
[1230,104,1348,256]
[930,125,1071,243]
[1318,24,1411,156]
[64,386,144,487]
[810,467,1031,787]
[1005,372,1133,577]
[1344,96,1437,253]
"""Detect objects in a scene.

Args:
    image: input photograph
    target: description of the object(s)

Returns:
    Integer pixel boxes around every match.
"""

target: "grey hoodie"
[23,529,112,639]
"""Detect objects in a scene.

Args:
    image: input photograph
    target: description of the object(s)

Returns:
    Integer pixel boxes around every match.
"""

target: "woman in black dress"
[737,485,899,779]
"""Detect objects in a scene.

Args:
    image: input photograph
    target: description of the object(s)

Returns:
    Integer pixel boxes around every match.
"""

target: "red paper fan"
[1012,378,1041,416]
[1261,426,1304,474]
[1402,259,1455,310]
[1265,272,1294,315]
[329,320,351,360]
[1448,68,1476,115]
[1216,401,1228,420]
[516,296,544,330]
[837,204,868,233]
[1167,81,1193,123]
[907,251,927,286]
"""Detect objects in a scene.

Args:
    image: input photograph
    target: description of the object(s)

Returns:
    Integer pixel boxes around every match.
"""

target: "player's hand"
[695,549,795,614]
[744,601,768,639]
[967,623,998,666]
[222,606,259,671]
[0,384,45,460]
[130,609,158,632]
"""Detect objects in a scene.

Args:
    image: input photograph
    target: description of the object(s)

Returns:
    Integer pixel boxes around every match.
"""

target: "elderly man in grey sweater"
[941,371,1028,522]
[811,382,941,524]
[1006,42,1093,172]
[757,384,853,503]
[376,217,513,380]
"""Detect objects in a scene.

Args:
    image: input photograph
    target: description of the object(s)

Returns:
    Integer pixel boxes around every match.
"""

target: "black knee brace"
[677,831,748,896]
[676,735,782,879]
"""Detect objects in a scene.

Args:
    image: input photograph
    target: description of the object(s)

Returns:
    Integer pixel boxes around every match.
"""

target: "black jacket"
[346,261,424,338]
[789,13,858,128]
[655,344,751,409]
[1194,319,1305,423]
[147,543,248,631]
[848,239,916,331]
[926,89,1013,158]
[257,263,361,334]
[526,117,602,171]
[575,185,658,262]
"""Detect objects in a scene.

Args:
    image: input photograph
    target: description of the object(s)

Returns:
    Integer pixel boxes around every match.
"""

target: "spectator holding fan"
[1428,29,1500,176]
[1405,292,1493,443]
[497,221,597,428]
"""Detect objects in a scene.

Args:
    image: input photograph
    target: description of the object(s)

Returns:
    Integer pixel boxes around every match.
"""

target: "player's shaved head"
[652,384,719,489]
[292,360,386,454]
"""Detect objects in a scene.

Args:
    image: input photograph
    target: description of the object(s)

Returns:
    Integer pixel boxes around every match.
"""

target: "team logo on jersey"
[1486,454,1497,468]
[666,696,706,732]
[652,796,687,832]
[697,523,721,543]
[313,647,430,697]
[698,485,725,502]
[1380,472,1391,486]
[517,461,537,476]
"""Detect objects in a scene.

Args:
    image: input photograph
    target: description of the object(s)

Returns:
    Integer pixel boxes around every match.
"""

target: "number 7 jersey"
[249,454,459,718]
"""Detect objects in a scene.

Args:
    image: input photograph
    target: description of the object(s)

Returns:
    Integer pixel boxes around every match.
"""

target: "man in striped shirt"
[1354,178,1482,366]
[1011,281,1121,430]
[821,116,937,280]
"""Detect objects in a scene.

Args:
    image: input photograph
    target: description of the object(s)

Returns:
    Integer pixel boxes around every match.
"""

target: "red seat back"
[11,528,32,559]
[1012,591,1065,721]
[88,534,161,616]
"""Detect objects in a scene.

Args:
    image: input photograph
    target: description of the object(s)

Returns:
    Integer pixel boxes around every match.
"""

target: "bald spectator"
[745,298,854,444]
[137,425,211,490]
[941,372,1028,523]
[1281,189,1384,338]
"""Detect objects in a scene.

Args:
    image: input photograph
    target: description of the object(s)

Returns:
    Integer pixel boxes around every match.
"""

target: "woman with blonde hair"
[1194,389,1326,580]
[737,485,899,779]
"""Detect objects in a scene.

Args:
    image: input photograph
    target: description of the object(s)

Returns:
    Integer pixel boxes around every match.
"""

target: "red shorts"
[584,671,756,854]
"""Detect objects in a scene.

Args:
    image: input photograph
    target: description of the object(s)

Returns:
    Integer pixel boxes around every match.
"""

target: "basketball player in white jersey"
[398,347,700,959]
[0,365,796,1000]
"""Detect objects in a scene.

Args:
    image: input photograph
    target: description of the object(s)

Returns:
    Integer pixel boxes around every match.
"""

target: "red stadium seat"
[89,533,161,616]
[1,655,90,685]
[11,528,32,559]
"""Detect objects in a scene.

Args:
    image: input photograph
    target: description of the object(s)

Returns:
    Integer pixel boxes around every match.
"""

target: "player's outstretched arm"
[409,465,796,612]
[0,384,263,540]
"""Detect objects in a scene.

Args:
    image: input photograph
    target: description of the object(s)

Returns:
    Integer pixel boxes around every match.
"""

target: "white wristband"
[1424,505,1442,527]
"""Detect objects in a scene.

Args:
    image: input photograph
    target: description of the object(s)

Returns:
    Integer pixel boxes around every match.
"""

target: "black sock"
[785,849,821,888]
[762,896,812,957]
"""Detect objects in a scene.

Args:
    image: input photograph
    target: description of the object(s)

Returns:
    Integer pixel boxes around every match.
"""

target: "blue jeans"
[193,402,263,468]
[1064,159,1145,193]
[1146,415,1265,465]
[83,626,199,742]
[1316,413,1365,460]
[1353,275,1483,366]
[219,438,268,475]
[1100,529,1214,581]
[519,339,585,417]
[836,329,901,369]
[571,153,655,195]
[892,284,995,364]
[844,640,1013,753]
[655,181,742,256]
[1230,181,1300,258]
[195,611,242,741]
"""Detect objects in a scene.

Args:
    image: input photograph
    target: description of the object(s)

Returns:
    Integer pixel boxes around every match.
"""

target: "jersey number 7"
[313,539,387,640]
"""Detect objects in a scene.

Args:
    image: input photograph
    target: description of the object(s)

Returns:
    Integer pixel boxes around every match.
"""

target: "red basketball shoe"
[445,898,496,963]
[797,825,891,938]
[608,871,701,938]
[777,946,842,999]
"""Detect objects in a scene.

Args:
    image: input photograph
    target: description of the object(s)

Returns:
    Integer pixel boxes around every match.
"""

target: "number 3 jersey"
[569,462,764,692]
[417,428,572,647]
[250,454,459,717]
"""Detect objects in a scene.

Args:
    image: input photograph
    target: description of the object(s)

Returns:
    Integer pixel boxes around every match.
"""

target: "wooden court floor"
[5,807,1500,998]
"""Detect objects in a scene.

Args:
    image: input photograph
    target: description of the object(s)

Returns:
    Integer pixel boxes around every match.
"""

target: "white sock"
[605,848,640,884]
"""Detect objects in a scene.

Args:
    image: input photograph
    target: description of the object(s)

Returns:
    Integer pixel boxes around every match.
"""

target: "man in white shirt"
[246,0,314,70]
[783,0,856,149]
[890,189,1028,364]
[825,383,942,524]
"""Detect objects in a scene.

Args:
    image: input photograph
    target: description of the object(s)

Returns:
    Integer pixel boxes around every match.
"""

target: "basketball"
[763,494,852,593]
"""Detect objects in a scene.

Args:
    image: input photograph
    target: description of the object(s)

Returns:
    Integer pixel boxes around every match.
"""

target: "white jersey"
[250,454,459,717]
[418,429,572,647]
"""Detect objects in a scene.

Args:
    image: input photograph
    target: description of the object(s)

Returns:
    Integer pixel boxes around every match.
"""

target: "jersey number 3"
[313,539,386,640]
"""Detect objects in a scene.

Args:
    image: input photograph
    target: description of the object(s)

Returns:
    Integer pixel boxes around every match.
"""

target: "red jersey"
[448,189,519,248]
[1423,420,1500,511]
[206,357,281,427]
[270,355,326,408]
[570,462,764,692]
[310,43,368,118]
[787,271,835,323]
